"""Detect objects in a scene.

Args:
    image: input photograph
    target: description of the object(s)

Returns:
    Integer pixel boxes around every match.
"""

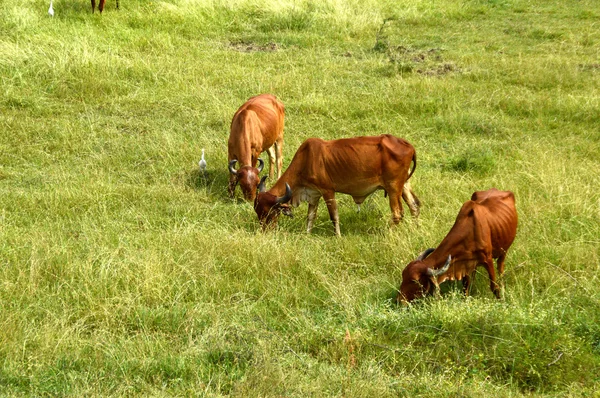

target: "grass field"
[1,0,599,395]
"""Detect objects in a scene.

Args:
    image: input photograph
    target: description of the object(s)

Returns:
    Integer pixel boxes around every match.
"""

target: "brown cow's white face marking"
[236,166,261,201]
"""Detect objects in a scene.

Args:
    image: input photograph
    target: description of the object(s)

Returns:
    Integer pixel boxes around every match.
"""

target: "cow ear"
[257,176,268,192]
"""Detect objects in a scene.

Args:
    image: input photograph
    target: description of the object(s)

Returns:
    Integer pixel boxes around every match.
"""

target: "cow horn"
[256,158,264,173]
[417,248,435,261]
[275,183,292,205]
[258,176,268,193]
[426,255,451,277]
[228,160,238,175]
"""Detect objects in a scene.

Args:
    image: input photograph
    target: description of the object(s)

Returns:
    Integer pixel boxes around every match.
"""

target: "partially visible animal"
[199,148,207,175]
[397,188,518,303]
[253,134,421,236]
[92,0,119,13]
[228,94,285,201]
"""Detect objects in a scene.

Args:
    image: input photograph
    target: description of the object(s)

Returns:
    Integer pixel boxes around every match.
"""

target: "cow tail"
[407,150,417,180]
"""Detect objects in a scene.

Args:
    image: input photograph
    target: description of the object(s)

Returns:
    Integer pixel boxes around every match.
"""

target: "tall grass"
[1,0,599,395]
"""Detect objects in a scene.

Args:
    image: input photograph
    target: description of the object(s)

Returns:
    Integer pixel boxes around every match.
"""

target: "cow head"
[397,249,451,304]
[254,177,293,230]
[229,159,264,201]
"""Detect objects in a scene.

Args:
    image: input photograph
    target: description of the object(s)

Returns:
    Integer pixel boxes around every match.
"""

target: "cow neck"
[238,149,253,168]
[267,163,300,196]
[424,203,475,271]
[422,250,448,272]
[422,233,460,272]
[267,178,290,196]
[241,115,257,167]
[234,135,253,167]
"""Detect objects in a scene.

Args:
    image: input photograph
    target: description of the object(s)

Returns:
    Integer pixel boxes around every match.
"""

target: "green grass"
[1,0,599,395]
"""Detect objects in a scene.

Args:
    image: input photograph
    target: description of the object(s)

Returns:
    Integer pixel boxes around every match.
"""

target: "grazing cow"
[228,94,285,201]
[253,134,421,236]
[92,0,118,13]
[397,188,518,303]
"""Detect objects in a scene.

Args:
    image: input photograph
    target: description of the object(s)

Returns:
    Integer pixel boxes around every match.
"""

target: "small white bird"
[48,0,54,16]
[198,148,207,175]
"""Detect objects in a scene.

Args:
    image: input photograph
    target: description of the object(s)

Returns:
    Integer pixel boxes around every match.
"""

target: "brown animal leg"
[116,0,119,9]
[387,190,403,224]
[275,137,284,180]
[402,180,421,218]
[266,146,276,179]
[323,192,340,236]
[496,253,506,276]
[91,0,96,12]
[462,275,472,296]
[484,258,501,299]
[496,253,507,293]
[99,0,106,12]
[306,200,320,233]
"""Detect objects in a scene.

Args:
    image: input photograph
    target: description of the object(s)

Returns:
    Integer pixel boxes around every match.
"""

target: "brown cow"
[397,188,518,303]
[253,134,421,236]
[228,94,285,201]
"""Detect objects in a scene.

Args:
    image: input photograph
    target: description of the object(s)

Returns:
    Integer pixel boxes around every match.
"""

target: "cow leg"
[275,137,284,179]
[306,199,320,233]
[266,146,276,179]
[323,192,340,236]
[483,257,501,299]
[402,180,421,218]
[99,0,106,12]
[91,0,96,11]
[387,190,404,224]
[496,253,507,293]
[462,274,472,296]
[496,253,507,276]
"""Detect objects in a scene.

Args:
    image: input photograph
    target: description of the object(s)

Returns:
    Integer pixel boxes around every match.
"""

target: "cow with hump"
[228,94,285,201]
[253,134,421,236]
[397,188,518,304]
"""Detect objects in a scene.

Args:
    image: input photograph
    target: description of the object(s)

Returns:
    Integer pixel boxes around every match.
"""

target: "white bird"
[48,0,54,16]
[198,149,207,175]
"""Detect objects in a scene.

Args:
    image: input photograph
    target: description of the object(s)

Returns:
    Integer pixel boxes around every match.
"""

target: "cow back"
[431,189,517,282]
[229,94,285,163]
[472,189,518,257]
[290,135,413,193]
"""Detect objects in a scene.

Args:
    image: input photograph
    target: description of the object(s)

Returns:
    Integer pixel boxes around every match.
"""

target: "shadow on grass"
[184,167,261,233]
[390,268,500,307]
[185,168,240,201]
[203,188,421,237]
[235,194,421,237]
[185,168,270,207]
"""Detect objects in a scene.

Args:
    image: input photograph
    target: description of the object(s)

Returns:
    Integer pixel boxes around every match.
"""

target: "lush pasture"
[1,0,599,395]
